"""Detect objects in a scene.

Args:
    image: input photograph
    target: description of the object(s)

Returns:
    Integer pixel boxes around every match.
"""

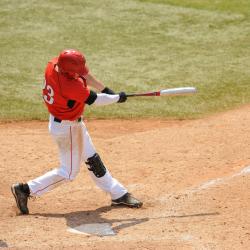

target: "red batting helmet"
[57,49,88,78]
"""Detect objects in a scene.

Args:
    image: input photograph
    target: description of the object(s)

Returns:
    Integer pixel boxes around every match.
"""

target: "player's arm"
[85,73,115,94]
[85,90,127,106]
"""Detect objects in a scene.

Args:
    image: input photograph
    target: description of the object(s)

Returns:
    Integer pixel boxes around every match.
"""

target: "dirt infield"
[0,106,250,249]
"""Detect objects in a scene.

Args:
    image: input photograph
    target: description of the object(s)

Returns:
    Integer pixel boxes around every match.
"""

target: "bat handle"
[125,94,136,97]
[126,92,160,97]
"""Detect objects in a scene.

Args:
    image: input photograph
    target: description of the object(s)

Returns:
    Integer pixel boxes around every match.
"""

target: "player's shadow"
[32,206,219,235]
[0,240,8,248]
[32,205,148,234]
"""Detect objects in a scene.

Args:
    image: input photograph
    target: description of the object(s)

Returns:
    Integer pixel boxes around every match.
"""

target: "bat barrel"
[160,87,196,96]
[126,87,197,97]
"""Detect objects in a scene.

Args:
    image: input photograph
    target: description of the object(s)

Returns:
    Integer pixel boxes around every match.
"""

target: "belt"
[54,117,82,123]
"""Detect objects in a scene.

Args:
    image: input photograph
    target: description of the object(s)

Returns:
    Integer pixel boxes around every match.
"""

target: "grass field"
[0,0,250,120]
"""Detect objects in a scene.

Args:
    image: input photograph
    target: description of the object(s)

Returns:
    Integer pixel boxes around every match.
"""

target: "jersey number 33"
[43,80,54,105]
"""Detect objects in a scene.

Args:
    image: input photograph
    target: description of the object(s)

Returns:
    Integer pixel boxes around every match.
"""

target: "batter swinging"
[11,49,143,214]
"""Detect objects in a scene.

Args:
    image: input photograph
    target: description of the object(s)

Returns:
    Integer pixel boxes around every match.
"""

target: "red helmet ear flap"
[57,49,88,77]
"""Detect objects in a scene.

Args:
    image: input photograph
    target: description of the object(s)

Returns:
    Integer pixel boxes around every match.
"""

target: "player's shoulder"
[45,58,58,84]
[45,57,58,74]
[47,57,58,67]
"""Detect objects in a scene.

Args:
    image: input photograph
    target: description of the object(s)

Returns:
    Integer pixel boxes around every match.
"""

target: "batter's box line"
[155,165,250,203]
[187,165,250,193]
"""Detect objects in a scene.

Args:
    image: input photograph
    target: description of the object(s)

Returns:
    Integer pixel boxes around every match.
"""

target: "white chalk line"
[157,165,250,205]
[188,165,250,193]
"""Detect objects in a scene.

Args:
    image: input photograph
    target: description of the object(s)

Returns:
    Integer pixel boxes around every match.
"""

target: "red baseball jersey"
[43,57,90,120]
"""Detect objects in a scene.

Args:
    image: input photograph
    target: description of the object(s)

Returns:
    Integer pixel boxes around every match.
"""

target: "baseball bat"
[125,87,197,97]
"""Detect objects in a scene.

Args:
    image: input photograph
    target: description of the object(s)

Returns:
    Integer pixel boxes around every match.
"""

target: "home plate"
[67,223,116,236]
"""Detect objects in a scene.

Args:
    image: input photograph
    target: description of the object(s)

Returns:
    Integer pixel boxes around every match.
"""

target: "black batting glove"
[117,92,127,103]
[101,87,115,95]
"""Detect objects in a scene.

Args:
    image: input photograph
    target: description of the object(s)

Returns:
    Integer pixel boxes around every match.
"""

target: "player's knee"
[85,153,106,178]
[68,170,79,180]
[57,165,79,181]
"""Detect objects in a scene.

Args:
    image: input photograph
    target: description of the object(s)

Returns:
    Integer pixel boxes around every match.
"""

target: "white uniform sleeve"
[93,93,120,106]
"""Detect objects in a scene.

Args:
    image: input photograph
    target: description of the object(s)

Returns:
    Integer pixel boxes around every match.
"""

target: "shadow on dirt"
[32,206,148,233]
[32,206,219,234]
[0,240,8,248]
[151,212,220,220]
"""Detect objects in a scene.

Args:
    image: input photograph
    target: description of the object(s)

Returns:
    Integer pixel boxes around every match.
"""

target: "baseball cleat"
[111,193,143,208]
[11,183,29,215]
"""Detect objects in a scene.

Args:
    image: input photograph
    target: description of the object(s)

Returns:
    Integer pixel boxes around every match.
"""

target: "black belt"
[54,117,82,123]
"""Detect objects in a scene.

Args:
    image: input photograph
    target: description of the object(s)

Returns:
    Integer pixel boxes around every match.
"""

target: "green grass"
[140,0,250,16]
[0,0,250,120]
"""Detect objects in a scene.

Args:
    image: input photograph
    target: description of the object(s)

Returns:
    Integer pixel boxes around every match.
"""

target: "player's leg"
[28,122,83,196]
[11,119,83,214]
[82,122,142,207]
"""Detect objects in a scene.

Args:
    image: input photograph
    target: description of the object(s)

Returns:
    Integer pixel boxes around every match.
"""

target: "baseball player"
[11,49,143,215]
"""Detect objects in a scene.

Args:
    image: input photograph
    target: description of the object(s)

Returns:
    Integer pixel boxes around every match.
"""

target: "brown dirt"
[0,106,250,249]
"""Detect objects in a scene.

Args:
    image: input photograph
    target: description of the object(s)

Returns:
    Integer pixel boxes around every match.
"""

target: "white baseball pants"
[27,115,127,200]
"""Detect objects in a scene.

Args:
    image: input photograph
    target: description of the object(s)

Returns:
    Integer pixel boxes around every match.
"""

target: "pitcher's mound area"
[0,106,250,249]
